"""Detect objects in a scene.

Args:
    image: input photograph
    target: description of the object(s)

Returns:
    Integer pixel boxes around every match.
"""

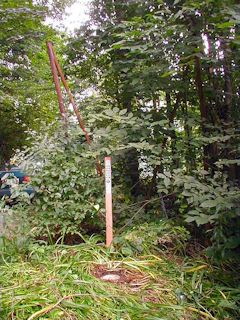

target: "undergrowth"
[0,233,239,320]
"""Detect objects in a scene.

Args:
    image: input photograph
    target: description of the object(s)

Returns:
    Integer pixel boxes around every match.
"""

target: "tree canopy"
[65,0,240,258]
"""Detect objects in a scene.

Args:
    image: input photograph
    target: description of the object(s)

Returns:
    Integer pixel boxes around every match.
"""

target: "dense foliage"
[64,0,240,260]
[10,124,104,241]
[1,0,240,261]
[1,1,240,319]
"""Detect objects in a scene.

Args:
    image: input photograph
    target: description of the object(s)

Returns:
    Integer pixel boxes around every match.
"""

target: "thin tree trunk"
[123,99,142,197]
[194,56,208,120]
[194,56,217,171]
[147,92,181,198]
[222,40,232,121]
[221,40,236,181]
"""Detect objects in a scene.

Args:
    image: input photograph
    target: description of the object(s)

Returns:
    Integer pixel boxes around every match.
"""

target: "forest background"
[1,1,240,319]
[1,0,240,260]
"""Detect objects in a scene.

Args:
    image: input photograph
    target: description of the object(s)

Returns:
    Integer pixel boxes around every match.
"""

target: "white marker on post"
[105,157,113,247]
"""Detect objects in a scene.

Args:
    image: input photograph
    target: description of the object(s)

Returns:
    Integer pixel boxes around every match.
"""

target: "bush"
[158,169,240,261]
[11,125,105,242]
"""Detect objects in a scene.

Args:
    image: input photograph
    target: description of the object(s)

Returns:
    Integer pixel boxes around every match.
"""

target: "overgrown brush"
[8,125,105,242]
[114,221,190,256]
[158,170,240,261]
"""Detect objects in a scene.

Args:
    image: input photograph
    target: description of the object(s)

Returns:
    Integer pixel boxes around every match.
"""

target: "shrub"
[11,125,105,242]
[158,169,240,261]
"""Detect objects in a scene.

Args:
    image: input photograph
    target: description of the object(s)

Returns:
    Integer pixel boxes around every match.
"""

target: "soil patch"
[91,264,176,306]
[91,263,170,300]
[91,264,149,287]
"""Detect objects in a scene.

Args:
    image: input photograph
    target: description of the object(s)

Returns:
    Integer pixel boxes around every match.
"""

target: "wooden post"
[105,157,113,247]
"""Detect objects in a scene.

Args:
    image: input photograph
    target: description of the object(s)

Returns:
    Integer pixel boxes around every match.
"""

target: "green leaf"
[200,200,217,208]
[216,21,236,29]
[93,204,100,211]
[121,246,133,256]
[164,177,171,188]
[185,216,197,223]
[119,109,127,116]
[131,78,139,85]
[161,70,175,78]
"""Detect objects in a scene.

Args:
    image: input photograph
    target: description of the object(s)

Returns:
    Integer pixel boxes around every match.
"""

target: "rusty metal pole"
[51,45,103,176]
[46,41,67,125]
[52,47,91,144]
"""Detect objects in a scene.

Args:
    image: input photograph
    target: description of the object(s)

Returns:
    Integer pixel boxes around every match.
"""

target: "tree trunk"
[194,56,218,171]
[221,40,236,182]
[147,92,181,198]
[123,99,142,197]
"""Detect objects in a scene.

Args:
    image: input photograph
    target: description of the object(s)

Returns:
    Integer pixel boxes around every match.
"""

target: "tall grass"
[0,235,239,319]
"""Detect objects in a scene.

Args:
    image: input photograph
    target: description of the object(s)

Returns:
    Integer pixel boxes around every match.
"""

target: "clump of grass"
[0,234,239,320]
[114,221,190,256]
[181,261,240,320]
[0,237,192,319]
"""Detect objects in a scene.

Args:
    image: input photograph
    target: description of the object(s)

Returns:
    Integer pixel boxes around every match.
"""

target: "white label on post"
[105,158,112,195]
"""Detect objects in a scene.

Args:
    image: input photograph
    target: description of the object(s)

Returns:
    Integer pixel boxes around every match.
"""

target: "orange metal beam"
[47,41,102,176]
[46,41,67,125]
[51,45,92,145]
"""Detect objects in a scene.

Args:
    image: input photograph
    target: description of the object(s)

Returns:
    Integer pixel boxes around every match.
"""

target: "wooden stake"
[105,157,113,247]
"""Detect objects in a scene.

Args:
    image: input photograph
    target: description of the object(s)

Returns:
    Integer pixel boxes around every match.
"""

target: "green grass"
[0,236,239,320]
